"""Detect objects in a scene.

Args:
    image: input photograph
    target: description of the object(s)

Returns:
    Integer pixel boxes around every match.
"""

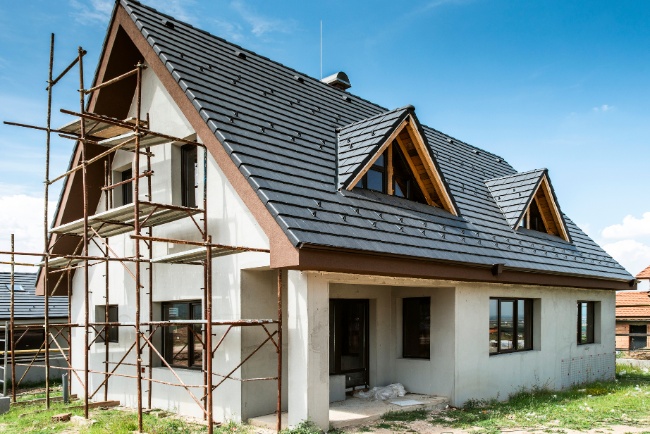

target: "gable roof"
[638,265,650,280]
[337,106,411,189]
[616,291,650,319]
[0,273,68,320]
[485,169,570,241]
[47,0,634,290]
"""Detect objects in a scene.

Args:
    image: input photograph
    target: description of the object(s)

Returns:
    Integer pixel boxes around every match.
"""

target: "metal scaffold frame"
[2,34,283,434]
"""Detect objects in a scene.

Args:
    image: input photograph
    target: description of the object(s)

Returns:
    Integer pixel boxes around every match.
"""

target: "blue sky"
[0,0,649,279]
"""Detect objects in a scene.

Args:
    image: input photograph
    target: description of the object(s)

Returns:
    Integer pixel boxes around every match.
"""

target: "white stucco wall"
[69,65,270,422]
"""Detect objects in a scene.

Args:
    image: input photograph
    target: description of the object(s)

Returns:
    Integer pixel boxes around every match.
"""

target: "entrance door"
[329,299,369,389]
[630,324,647,350]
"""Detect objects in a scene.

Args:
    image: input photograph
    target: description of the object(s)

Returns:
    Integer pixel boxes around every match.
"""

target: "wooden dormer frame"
[517,174,570,242]
[346,114,458,216]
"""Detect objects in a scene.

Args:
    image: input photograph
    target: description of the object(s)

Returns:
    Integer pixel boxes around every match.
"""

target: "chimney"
[322,71,351,90]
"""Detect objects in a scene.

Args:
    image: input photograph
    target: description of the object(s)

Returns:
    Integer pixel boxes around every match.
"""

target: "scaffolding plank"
[97,131,170,150]
[50,202,203,237]
[152,245,265,264]
[59,116,144,139]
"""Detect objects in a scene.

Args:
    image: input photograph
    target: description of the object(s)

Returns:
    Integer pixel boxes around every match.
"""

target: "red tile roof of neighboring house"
[617,291,650,319]
[637,265,650,279]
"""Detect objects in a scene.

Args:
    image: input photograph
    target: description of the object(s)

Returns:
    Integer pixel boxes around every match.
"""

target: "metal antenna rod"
[320,20,323,79]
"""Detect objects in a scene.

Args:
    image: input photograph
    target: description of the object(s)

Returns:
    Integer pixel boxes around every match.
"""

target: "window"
[629,324,647,350]
[121,168,133,205]
[360,142,427,205]
[162,301,203,369]
[489,298,533,354]
[577,301,595,345]
[95,305,119,343]
[181,144,198,208]
[1,329,45,362]
[520,200,547,233]
[403,297,430,359]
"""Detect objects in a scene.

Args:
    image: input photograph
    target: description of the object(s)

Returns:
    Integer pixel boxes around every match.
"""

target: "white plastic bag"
[355,383,406,400]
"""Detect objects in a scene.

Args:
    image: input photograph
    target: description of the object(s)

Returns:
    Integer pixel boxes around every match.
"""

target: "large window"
[403,297,430,359]
[0,329,45,363]
[181,144,198,208]
[162,301,203,369]
[95,305,119,343]
[489,298,533,354]
[577,301,595,345]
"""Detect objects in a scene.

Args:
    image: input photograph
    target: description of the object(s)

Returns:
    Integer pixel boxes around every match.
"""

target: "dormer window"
[520,200,547,233]
[339,106,457,215]
[360,142,426,204]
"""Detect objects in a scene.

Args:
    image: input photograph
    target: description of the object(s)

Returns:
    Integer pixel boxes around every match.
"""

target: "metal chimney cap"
[322,71,351,90]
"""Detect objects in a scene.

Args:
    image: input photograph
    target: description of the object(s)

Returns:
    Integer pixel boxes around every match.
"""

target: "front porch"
[249,394,448,430]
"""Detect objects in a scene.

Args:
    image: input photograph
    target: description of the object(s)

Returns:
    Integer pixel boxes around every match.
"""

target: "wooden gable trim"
[346,114,458,216]
[517,173,570,242]
[345,119,409,191]
[402,117,457,215]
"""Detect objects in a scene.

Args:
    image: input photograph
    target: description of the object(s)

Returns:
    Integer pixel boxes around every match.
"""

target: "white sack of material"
[355,383,406,400]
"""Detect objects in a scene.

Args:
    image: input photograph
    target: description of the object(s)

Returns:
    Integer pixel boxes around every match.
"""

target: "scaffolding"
[2,34,283,433]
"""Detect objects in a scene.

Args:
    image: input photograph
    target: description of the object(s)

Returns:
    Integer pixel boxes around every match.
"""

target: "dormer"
[486,169,570,242]
[337,106,458,215]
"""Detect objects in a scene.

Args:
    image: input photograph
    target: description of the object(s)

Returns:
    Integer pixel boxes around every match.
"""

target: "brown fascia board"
[294,245,636,291]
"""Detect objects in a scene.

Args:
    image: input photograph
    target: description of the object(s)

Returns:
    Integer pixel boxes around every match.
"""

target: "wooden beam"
[540,175,570,241]
[387,142,394,195]
[404,117,458,215]
[395,134,437,206]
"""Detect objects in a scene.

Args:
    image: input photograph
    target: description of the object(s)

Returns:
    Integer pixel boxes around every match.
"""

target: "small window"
[3,284,24,291]
[402,297,430,359]
[361,153,385,192]
[490,298,533,354]
[121,168,133,205]
[96,305,119,343]
[181,145,198,208]
[629,324,647,350]
[162,301,203,369]
[577,301,595,345]
[393,145,426,203]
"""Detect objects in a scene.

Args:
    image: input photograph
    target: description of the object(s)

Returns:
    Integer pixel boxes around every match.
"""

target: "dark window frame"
[96,305,119,344]
[361,153,386,193]
[402,297,431,359]
[489,297,533,355]
[162,300,203,370]
[121,168,133,205]
[577,301,595,345]
[181,144,198,208]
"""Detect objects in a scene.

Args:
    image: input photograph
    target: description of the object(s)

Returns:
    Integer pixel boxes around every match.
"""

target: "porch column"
[287,271,329,430]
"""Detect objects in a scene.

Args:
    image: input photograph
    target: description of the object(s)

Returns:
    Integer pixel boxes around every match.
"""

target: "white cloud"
[143,0,198,25]
[602,239,650,277]
[602,212,650,239]
[230,0,296,37]
[212,19,244,42]
[69,0,113,24]
[0,194,56,272]
[592,104,613,112]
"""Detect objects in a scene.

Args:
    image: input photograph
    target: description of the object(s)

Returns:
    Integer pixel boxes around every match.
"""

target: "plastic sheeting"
[355,383,406,400]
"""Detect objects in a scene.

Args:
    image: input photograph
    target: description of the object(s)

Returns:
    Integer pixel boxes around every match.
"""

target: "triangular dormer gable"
[486,169,571,242]
[337,106,458,216]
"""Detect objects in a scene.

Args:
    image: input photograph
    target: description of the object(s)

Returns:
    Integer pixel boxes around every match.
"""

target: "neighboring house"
[616,266,650,351]
[0,272,68,385]
[39,0,634,429]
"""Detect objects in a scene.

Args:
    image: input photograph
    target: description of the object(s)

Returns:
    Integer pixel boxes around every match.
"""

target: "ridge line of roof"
[485,168,548,183]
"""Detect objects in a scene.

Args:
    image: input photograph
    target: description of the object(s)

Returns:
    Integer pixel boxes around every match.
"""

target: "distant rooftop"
[0,273,68,320]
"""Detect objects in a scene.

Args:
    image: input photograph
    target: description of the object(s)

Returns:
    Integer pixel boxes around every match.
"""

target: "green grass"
[427,363,650,433]
[0,399,225,434]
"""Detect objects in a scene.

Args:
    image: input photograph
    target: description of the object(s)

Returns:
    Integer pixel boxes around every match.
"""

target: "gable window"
[489,298,533,354]
[181,144,198,208]
[121,168,133,205]
[95,305,119,343]
[577,301,595,345]
[520,200,547,233]
[403,297,430,359]
[162,301,203,369]
[360,142,426,204]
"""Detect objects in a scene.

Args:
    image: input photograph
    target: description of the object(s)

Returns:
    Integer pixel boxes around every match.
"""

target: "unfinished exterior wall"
[69,66,271,422]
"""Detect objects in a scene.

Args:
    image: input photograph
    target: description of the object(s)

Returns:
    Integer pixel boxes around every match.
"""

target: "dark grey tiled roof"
[337,106,411,188]
[485,169,546,229]
[0,273,68,320]
[119,0,632,282]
